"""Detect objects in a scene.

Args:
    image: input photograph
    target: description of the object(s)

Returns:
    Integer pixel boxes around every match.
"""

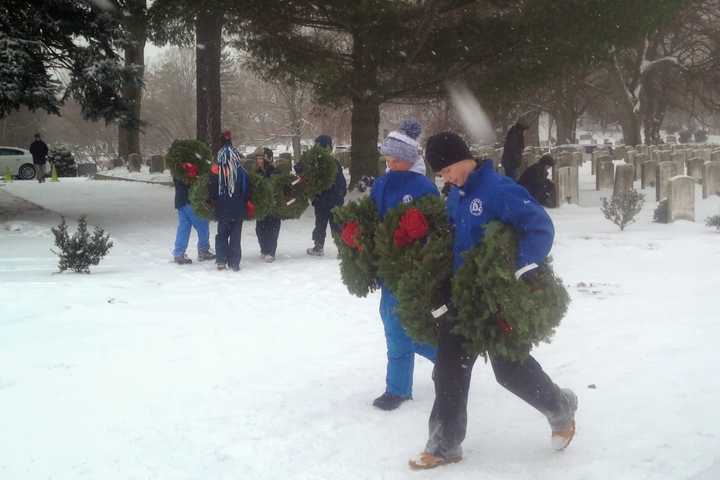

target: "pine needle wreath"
[332,196,381,297]
[374,195,453,343]
[271,173,310,219]
[166,139,211,185]
[296,145,338,198]
[189,173,214,220]
[451,221,570,361]
[248,172,275,220]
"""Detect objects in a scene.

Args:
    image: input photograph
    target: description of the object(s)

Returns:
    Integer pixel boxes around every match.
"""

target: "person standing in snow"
[171,163,215,265]
[209,130,249,272]
[501,120,529,180]
[369,119,437,411]
[408,132,577,470]
[306,135,347,257]
[254,147,282,263]
[29,133,49,183]
[518,154,556,208]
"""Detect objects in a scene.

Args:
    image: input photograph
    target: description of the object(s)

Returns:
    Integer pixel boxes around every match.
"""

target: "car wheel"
[19,163,37,180]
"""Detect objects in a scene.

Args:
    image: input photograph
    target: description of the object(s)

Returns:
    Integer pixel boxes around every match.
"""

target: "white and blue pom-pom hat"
[380,119,422,164]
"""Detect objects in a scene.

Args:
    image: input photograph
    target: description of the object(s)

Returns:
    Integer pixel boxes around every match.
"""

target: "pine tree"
[602,189,645,231]
[51,216,114,273]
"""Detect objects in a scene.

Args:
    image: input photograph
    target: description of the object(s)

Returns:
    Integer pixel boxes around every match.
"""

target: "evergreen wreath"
[374,195,453,343]
[166,139,211,185]
[296,145,338,198]
[332,196,381,297]
[450,221,570,361]
[189,173,214,220]
[271,173,310,219]
[248,172,275,220]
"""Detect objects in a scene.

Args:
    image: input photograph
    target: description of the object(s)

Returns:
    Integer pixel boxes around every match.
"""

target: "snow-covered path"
[1,177,719,480]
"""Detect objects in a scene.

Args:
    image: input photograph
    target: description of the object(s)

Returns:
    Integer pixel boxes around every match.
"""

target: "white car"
[0,146,37,180]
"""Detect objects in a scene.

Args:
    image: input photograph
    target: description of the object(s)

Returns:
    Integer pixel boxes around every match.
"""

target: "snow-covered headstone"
[150,155,165,173]
[656,161,679,201]
[667,176,695,222]
[670,152,685,175]
[596,160,615,191]
[128,153,142,173]
[686,158,704,182]
[555,166,579,206]
[702,161,720,199]
[613,164,635,197]
[640,159,656,189]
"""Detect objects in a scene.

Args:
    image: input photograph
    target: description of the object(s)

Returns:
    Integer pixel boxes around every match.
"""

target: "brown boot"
[408,451,462,471]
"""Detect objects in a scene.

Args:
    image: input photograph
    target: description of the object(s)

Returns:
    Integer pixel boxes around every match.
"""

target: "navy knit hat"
[380,119,422,164]
[425,132,473,171]
[315,135,333,150]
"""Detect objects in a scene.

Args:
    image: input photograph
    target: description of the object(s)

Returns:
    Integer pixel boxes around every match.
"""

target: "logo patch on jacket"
[402,194,414,204]
[470,198,483,216]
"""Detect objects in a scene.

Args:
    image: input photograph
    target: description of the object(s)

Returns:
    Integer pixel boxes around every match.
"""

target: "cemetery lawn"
[1,173,719,480]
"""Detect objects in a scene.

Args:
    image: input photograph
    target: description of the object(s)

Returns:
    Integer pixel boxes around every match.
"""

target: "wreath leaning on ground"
[165,139,211,185]
[332,196,381,298]
[374,195,453,345]
[450,221,570,361]
[295,145,337,199]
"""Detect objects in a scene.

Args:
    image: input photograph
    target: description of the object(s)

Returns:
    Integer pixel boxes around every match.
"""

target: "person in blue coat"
[208,131,249,272]
[409,132,577,470]
[306,135,347,256]
[369,119,437,411]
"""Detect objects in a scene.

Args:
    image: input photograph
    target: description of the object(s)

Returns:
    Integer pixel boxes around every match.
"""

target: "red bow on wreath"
[341,221,363,251]
[181,162,199,178]
[393,208,429,247]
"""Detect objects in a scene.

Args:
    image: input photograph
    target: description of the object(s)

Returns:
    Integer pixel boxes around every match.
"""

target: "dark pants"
[256,216,281,256]
[216,219,243,268]
[312,204,340,249]
[504,165,518,180]
[425,322,567,459]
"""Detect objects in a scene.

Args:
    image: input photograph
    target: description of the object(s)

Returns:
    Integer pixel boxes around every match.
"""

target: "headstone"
[686,158,704,182]
[336,151,351,169]
[555,166,579,206]
[112,157,124,168]
[670,152,685,175]
[697,149,712,164]
[592,153,610,175]
[613,164,635,197]
[128,153,142,172]
[636,145,649,155]
[667,176,695,222]
[572,151,583,167]
[640,160,657,189]
[711,150,720,163]
[276,158,292,175]
[278,152,293,161]
[555,152,576,169]
[703,161,720,199]
[149,155,165,173]
[596,160,615,190]
[614,145,627,160]
[77,163,98,177]
[634,153,648,180]
[656,161,679,201]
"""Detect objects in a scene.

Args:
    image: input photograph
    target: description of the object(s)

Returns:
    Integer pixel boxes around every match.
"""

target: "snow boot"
[372,392,408,411]
[198,250,216,262]
[306,245,324,257]
[263,254,275,263]
[174,254,192,265]
[408,451,462,470]
[217,263,227,271]
[549,388,578,451]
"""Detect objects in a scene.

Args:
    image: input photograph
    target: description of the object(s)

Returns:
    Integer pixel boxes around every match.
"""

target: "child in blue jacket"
[409,132,577,470]
[209,131,249,271]
[369,120,437,411]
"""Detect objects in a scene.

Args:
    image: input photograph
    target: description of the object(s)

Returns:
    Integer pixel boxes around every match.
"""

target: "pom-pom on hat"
[315,134,333,150]
[222,130,232,141]
[425,132,473,172]
[380,118,422,164]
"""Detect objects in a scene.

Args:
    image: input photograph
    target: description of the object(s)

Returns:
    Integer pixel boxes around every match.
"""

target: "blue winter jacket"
[370,170,439,219]
[447,160,554,272]
[208,167,250,221]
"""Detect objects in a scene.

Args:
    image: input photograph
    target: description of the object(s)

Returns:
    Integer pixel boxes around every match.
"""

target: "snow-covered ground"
[1,168,720,480]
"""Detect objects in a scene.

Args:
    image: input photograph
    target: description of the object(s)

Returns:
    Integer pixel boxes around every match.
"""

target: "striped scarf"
[216,143,244,197]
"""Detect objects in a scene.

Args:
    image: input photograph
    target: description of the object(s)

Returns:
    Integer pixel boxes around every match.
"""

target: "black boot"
[174,254,192,265]
[372,392,408,411]
[198,250,216,262]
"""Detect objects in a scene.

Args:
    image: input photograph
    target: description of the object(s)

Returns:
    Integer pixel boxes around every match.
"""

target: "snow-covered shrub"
[48,146,77,177]
[51,216,113,273]
[653,199,668,224]
[705,214,720,231]
[601,189,645,231]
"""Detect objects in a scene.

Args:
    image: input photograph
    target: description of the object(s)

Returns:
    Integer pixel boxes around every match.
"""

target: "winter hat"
[425,132,473,172]
[263,147,274,160]
[315,134,333,150]
[381,119,422,164]
[222,130,232,141]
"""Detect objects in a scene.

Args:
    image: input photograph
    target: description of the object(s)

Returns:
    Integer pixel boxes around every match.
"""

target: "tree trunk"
[196,10,222,155]
[350,96,381,186]
[118,0,146,160]
[524,110,541,147]
[554,108,578,145]
[642,70,668,146]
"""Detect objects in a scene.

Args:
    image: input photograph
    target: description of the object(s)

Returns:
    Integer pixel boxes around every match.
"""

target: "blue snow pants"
[379,287,437,397]
[173,205,210,257]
